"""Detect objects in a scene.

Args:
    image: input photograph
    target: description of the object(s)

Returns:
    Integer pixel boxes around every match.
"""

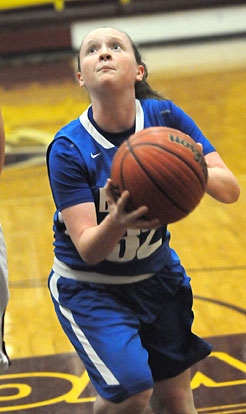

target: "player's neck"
[91,95,136,133]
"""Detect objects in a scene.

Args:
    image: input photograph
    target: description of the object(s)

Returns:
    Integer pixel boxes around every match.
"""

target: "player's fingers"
[204,156,210,168]
[125,205,149,222]
[197,142,204,153]
[105,179,119,204]
[116,190,130,211]
[198,142,210,167]
[105,178,114,195]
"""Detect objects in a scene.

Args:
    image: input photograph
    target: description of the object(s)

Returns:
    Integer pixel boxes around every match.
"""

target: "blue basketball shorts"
[48,263,212,403]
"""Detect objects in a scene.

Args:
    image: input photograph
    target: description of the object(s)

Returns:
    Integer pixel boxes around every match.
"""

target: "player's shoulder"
[54,118,81,139]
[47,118,83,161]
[140,98,177,115]
[139,98,179,127]
[140,98,169,107]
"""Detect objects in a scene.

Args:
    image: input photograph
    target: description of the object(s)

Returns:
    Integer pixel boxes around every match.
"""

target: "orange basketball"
[110,127,208,224]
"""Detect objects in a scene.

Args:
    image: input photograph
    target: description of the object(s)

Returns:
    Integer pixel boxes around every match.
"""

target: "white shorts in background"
[0,224,10,371]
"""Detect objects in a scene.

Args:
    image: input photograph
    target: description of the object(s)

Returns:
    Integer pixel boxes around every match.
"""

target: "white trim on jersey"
[49,272,120,386]
[79,108,114,149]
[135,99,145,132]
[79,99,144,146]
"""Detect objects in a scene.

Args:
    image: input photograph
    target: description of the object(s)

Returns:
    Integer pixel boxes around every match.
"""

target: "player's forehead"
[81,27,132,49]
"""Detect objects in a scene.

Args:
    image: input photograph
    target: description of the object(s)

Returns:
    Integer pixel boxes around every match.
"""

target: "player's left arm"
[0,109,5,174]
[204,151,240,203]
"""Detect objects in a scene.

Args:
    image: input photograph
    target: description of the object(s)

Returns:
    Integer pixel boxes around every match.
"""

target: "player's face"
[77,28,144,95]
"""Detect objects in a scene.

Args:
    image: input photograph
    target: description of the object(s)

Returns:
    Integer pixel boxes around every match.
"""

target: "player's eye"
[87,46,97,54]
[111,44,121,51]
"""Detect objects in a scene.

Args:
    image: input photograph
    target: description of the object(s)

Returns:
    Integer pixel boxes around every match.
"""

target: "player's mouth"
[97,65,115,72]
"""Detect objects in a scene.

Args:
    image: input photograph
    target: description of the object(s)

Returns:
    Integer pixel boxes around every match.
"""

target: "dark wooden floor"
[0,334,245,413]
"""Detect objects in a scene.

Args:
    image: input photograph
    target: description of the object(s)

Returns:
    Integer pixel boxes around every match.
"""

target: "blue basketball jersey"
[47,98,215,277]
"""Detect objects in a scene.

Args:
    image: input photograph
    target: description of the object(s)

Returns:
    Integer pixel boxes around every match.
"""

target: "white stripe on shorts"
[53,256,154,284]
[50,272,119,386]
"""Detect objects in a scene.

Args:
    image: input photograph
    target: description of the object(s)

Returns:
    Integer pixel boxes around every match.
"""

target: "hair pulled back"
[126,34,165,100]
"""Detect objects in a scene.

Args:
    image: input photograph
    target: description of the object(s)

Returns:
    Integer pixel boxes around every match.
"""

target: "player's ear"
[77,72,85,87]
[136,65,145,82]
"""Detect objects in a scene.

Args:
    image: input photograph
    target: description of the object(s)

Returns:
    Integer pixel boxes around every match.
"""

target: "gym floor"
[0,30,245,413]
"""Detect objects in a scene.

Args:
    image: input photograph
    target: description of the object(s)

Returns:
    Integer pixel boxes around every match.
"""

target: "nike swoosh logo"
[91,152,101,158]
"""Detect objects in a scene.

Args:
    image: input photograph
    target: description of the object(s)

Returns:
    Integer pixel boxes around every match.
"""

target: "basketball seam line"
[130,141,205,190]
[126,140,189,214]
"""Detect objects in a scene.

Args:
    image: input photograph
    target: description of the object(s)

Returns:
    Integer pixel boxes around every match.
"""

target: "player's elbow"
[223,174,240,203]
[210,182,240,204]
[206,168,240,204]
[82,253,101,266]
[79,247,103,266]
[224,184,240,204]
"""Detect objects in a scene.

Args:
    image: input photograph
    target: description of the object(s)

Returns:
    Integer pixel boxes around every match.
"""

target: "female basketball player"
[47,27,240,414]
[0,108,10,371]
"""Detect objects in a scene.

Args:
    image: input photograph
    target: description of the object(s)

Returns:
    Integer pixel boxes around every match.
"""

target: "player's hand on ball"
[197,142,211,168]
[105,179,160,229]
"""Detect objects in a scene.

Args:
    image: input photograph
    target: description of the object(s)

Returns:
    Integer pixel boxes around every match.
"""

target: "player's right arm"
[48,139,159,266]
[0,109,5,174]
[61,179,160,265]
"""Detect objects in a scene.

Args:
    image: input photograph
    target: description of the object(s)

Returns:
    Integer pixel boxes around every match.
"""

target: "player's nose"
[99,45,112,61]
[99,53,112,61]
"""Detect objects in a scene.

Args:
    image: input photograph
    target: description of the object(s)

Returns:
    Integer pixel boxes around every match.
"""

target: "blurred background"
[0,1,246,413]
